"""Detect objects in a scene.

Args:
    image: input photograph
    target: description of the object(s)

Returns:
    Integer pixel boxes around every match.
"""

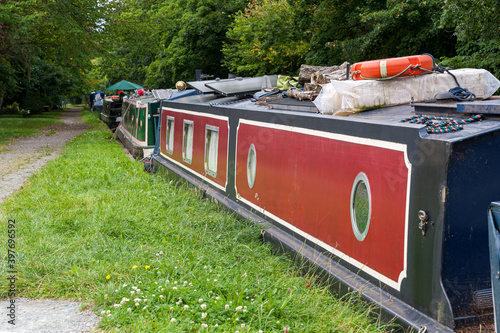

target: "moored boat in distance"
[100,96,122,129]
[148,70,500,331]
[116,89,200,159]
[116,94,160,159]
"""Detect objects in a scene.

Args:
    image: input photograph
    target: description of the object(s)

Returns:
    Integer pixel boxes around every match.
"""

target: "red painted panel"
[160,108,228,189]
[236,123,409,283]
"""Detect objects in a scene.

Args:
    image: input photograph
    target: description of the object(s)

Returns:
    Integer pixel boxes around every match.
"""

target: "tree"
[222,0,313,76]
[143,0,250,88]
[439,0,500,77]
[0,0,113,110]
[306,0,456,66]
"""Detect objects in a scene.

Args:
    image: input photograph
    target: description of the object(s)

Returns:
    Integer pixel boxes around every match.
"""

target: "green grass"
[0,111,63,147]
[0,111,394,332]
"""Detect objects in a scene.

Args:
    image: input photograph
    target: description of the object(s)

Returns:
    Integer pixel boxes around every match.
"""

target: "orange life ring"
[350,54,434,81]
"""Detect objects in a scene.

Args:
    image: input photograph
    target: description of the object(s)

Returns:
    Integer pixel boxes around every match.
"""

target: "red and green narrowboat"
[150,72,500,331]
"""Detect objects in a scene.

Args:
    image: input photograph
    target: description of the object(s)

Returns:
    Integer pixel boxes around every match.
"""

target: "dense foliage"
[0,0,115,110]
[1,0,499,109]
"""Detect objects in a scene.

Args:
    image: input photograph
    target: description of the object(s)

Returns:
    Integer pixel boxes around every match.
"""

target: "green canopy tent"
[105,80,143,91]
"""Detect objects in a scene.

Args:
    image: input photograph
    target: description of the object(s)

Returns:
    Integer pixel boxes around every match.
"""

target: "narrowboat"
[100,96,122,129]
[149,70,500,331]
[116,90,200,159]
[116,95,160,158]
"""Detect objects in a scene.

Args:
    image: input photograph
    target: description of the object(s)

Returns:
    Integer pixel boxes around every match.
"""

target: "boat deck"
[165,91,500,143]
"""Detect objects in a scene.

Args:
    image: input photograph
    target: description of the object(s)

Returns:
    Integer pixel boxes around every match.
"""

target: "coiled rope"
[423,53,476,102]
[399,114,483,134]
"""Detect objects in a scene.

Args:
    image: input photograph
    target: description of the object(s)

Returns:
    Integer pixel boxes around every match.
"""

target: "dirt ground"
[0,108,101,332]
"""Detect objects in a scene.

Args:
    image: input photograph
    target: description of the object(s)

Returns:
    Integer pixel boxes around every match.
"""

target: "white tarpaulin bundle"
[313,68,500,115]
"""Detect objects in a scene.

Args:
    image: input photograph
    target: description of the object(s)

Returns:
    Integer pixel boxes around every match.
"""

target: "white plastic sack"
[313,68,500,115]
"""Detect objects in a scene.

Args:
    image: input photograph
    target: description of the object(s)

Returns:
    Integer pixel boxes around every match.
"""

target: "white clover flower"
[246,296,249,299]
[166,280,170,284]
[159,295,164,300]
[241,324,246,328]
[201,323,208,329]
[229,301,233,304]
[127,308,131,312]
[142,306,148,310]
[251,299,254,301]
[201,312,207,319]
[113,304,121,308]
[201,304,207,310]
[225,304,230,310]
[174,281,178,284]
[170,307,174,311]
[214,279,218,282]
[184,281,188,285]
[235,331,239,333]
[161,288,165,292]
[100,310,106,315]
[189,283,193,286]
[173,287,178,290]
[216,296,220,300]
[104,294,108,299]
[199,298,203,303]
[258,330,263,333]
[214,324,218,327]
[135,303,140,307]
[184,305,189,310]
[243,309,247,313]
[235,306,243,312]
[170,318,176,323]
[107,314,112,317]
[159,251,164,255]
[114,290,118,293]
[130,291,135,296]
[204,266,208,269]
[134,298,141,303]
[236,317,239,321]
[106,310,110,314]
[123,284,127,288]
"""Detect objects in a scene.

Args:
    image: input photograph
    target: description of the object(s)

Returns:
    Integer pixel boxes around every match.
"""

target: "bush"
[0,102,20,115]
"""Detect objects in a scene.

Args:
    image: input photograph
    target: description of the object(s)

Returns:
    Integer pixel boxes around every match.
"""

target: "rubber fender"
[351,54,434,81]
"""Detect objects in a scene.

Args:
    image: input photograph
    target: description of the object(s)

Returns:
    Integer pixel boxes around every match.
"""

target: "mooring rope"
[399,114,483,134]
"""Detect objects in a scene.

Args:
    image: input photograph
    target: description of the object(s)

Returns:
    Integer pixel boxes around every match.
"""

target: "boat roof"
[162,87,500,143]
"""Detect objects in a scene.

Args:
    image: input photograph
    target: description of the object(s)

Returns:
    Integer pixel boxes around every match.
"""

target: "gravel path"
[0,108,102,332]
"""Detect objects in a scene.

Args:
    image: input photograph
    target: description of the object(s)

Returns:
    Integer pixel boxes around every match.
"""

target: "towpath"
[0,108,101,332]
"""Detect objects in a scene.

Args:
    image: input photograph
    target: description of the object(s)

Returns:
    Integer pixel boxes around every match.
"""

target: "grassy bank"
[0,110,63,147]
[0,111,393,332]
